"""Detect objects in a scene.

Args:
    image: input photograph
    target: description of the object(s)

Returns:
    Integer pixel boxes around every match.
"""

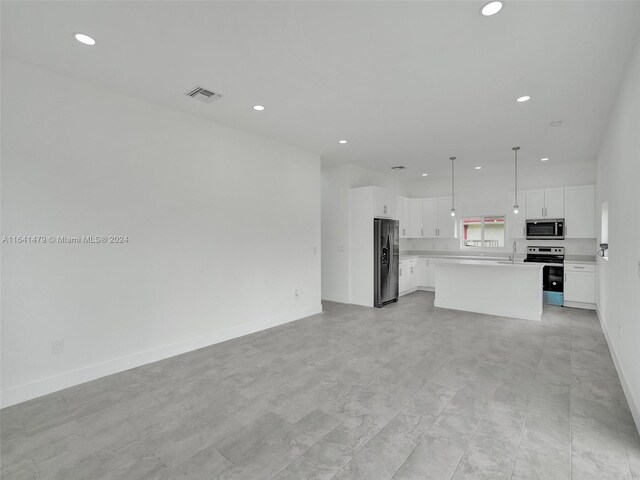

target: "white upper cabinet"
[396,196,410,238]
[418,197,454,238]
[408,199,423,238]
[436,196,456,238]
[525,189,546,219]
[373,186,395,218]
[507,191,526,239]
[526,188,564,219]
[565,185,595,238]
[421,198,438,238]
[545,188,565,218]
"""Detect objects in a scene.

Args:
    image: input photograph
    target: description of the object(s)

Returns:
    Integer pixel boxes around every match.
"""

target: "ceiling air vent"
[185,86,223,104]
[391,166,406,170]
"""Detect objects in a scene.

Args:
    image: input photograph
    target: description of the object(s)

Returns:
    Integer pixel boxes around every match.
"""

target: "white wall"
[1,58,322,407]
[403,161,597,256]
[321,164,405,302]
[594,37,640,426]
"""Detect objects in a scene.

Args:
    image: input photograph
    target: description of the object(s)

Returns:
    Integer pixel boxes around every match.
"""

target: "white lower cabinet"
[400,260,415,294]
[415,258,428,288]
[400,258,426,296]
[564,263,596,309]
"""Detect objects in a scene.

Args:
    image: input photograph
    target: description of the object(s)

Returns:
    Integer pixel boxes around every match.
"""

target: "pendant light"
[512,147,520,215]
[450,156,456,216]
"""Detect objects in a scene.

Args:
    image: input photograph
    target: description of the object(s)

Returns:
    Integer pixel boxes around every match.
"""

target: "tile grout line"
[609,385,635,478]
[326,390,423,480]
[569,322,573,480]
[389,383,461,480]
[448,351,512,480]
[268,340,431,480]
[509,323,558,480]
[448,393,495,479]
[507,399,530,479]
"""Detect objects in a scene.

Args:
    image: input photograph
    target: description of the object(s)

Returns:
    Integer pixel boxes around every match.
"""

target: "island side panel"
[434,263,544,321]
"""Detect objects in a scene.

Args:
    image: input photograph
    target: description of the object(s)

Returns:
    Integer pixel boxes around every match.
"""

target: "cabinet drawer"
[565,263,595,273]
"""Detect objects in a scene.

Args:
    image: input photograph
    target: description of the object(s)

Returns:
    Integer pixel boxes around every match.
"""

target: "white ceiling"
[3,1,640,178]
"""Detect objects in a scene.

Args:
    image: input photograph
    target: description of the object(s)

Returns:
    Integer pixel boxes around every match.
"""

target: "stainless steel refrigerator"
[374,218,399,307]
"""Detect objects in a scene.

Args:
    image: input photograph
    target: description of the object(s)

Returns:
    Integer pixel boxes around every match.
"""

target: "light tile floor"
[1,292,639,479]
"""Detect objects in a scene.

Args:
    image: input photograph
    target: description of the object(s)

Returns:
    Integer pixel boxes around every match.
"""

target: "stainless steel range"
[523,246,565,306]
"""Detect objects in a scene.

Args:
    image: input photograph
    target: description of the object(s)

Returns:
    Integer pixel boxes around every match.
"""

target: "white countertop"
[399,252,596,265]
[433,259,544,270]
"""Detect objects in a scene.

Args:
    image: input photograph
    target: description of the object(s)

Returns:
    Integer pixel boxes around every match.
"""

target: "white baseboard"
[0,304,323,409]
[399,287,418,297]
[400,286,435,296]
[597,307,640,432]
[321,292,349,304]
[564,301,596,310]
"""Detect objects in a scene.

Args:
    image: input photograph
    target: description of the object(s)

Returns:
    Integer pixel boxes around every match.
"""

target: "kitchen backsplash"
[402,237,597,256]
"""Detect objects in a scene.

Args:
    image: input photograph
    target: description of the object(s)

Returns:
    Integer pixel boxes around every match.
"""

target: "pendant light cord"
[514,148,518,198]
[512,147,520,207]
[450,156,456,209]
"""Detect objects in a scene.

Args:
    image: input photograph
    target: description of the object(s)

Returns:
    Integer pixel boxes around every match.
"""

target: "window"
[462,215,505,248]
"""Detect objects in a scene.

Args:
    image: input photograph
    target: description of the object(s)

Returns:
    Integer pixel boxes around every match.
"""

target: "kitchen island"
[434,260,545,321]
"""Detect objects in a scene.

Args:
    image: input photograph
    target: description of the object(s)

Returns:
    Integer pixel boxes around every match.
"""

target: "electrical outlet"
[51,338,64,355]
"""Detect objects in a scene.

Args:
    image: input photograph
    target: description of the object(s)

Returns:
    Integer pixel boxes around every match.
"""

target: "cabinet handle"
[384,205,387,214]
[400,269,402,276]
[542,207,544,217]
[573,266,585,269]
[565,273,567,282]
[523,227,525,236]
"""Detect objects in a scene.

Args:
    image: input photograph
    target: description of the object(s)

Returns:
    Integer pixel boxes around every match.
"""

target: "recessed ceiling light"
[475,166,482,170]
[74,33,96,46]
[480,1,503,16]
[422,173,429,177]
[541,157,549,161]
[517,96,531,102]
[550,120,563,126]
[338,139,348,144]
[253,105,265,111]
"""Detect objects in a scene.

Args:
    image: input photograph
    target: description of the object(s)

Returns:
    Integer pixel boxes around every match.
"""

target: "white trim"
[401,286,435,296]
[399,287,419,297]
[1,304,323,408]
[563,301,596,310]
[597,307,640,432]
[321,293,349,304]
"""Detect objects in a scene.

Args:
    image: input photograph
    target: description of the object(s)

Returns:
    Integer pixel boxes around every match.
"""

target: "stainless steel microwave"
[526,219,565,240]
